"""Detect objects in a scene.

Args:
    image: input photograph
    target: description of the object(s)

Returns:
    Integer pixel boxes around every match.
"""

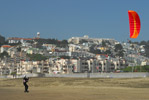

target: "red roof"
[1,45,13,48]
[8,37,33,40]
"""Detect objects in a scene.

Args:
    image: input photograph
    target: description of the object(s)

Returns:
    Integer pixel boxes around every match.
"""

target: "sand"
[0,77,149,100]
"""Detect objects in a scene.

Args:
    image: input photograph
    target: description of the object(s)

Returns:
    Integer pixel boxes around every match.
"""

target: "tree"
[116,50,124,57]
[89,45,101,54]
[143,65,149,72]
[79,39,88,44]
[0,51,9,58]
[139,41,146,45]
[114,44,123,52]
[27,54,47,61]
[34,38,68,48]
[57,40,68,47]
[104,49,112,55]
[0,35,5,46]
[114,44,124,57]
[131,44,134,48]
[101,40,106,47]
[17,47,21,52]
[138,40,149,57]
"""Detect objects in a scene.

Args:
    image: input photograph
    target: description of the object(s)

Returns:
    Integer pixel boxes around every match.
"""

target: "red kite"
[128,10,141,38]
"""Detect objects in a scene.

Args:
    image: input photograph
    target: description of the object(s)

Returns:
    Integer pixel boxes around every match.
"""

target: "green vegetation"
[79,39,88,44]
[17,47,21,52]
[114,44,123,52]
[27,54,48,61]
[0,51,9,58]
[122,66,133,72]
[0,35,5,46]
[35,38,68,48]
[101,40,106,47]
[122,65,149,72]
[89,45,101,54]
[114,44,124,57]
[131,40,149,58]
[11,72,17,75]
[104,49,112,55]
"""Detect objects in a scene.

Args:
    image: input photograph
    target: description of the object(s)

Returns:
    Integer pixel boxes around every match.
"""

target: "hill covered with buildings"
[0,34,149,76]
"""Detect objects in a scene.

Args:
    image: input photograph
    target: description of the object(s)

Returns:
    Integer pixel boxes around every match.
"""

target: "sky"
[0,0,149,42]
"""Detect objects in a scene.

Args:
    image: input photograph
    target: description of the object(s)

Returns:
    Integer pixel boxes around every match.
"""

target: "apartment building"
[68,35,117,45]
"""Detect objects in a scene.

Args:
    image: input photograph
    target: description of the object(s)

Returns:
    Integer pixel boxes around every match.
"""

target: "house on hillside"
[0,45,14,53]
[7,37,33,44]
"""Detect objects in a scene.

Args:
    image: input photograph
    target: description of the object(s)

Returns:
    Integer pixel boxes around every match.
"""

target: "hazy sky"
[0,0,148,42]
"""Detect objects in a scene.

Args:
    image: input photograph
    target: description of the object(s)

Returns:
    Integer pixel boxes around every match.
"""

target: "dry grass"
[1,77,149,88]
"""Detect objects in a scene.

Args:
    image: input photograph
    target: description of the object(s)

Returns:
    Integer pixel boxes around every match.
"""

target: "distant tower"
[37,32,40,38]
[84,35,89,38]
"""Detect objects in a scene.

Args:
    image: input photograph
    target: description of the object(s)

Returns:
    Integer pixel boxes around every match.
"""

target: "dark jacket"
[23,77,29,83]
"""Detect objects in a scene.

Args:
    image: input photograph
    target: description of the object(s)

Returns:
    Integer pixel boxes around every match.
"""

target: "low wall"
[0,72,149,78]
[45,72,149,78]
[0,73,38,79]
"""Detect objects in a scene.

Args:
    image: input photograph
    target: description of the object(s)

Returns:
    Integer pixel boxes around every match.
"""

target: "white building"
[68,35,117,45]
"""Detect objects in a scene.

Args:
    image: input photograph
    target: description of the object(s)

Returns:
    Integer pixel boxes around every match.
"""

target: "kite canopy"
[128,10,141,38]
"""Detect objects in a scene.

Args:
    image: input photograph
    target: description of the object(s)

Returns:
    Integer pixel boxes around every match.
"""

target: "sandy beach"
[0,77,149,100]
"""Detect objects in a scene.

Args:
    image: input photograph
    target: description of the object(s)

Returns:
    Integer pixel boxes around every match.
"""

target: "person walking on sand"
[23,75,29,93]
